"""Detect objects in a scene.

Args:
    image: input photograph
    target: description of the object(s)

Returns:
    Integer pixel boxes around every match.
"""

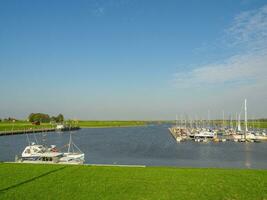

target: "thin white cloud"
[174,4,267,90]
[174,52,267,88]
[226,4,267,51]
[91,7,105,17]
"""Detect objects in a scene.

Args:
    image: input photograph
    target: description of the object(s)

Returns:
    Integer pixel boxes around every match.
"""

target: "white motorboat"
[16,134,84,165]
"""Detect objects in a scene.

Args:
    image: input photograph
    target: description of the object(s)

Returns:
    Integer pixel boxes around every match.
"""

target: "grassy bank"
[0,121,147,133]
[0,163,266,200]
[0,121,55,132]
[77,120,147,128]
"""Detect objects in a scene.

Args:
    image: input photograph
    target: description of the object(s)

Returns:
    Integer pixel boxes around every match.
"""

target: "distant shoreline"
[0,121,149,135]
[80,125,147,129]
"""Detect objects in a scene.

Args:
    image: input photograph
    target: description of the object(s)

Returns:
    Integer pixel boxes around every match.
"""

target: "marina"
[169,99,267,143]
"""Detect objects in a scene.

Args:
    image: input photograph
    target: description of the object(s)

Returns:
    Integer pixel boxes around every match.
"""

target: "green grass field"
[0,163,266,200]
[77,120,147,128]
[246,121,267,129]
[0,121,55,132]
[219,121,267,129]
[0,121,147,132]
[216,121,267,128]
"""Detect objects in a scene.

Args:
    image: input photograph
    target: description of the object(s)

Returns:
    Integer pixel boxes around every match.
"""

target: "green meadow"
[0,163,266,200]
[246,121,267,129]
[0,121,147,133]
[0,121,54,132]
[77,120,147,128]
[214,121,267,129]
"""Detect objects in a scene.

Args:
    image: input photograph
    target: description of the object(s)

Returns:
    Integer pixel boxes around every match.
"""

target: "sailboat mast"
[244,99,248,139]
[235,113,238,131]
[208,110,210,129]
[238,113,241,131]
[68,134,72,153]
[222,110,225,129]
[230,115,233,129]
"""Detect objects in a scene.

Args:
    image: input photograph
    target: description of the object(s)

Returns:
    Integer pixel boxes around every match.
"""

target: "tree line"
[28,113,64,123]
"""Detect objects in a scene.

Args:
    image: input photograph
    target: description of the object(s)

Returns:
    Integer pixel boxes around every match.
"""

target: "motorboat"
[16,134,84,165]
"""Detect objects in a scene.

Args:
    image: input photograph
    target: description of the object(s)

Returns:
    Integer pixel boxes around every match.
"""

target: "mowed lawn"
[0,163,266,200]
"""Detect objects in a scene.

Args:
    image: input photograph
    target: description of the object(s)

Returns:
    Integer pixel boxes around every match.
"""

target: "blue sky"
[0,0,267,120]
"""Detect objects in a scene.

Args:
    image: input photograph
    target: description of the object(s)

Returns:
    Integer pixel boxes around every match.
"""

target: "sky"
[0,0,267,120]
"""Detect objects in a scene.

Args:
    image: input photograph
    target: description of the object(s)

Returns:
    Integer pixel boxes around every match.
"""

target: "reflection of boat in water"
[16,134,84,165]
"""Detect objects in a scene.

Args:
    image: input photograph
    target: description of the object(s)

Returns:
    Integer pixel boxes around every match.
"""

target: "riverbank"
[0,121,55,132]
[0,163,266,200]
[77,120,148,128]
[0,127,80,136]
[0,121,148,135]
[0,121,148,131]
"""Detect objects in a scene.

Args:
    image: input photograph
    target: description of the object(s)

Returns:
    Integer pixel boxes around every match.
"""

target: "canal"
[0,125,266,168]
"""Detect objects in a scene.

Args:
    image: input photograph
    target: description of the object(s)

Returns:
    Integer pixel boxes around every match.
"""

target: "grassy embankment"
[77,120,147,128]
[0,121,148,133]
[0,121,55,132]
[0,163,266,200]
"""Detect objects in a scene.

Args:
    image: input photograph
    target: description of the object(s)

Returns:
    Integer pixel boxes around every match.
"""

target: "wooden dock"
[0,127,80,136]
[168,127,183,142]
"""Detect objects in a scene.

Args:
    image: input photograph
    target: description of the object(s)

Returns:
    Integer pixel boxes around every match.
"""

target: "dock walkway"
[0,127,80,136]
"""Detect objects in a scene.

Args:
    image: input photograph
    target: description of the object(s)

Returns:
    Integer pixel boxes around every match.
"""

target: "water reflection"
[244,143,252,168]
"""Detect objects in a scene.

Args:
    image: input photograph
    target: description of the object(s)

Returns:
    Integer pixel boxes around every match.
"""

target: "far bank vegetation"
[28,113,64,124]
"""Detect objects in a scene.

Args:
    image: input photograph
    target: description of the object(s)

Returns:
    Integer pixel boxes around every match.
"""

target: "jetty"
[168,127,179,140]
[0,126,80,136]
[168,126,191,142]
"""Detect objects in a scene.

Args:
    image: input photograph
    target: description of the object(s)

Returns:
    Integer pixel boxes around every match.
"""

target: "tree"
[56,114,64,123]
[28,113,50,123]
[28,113,35,122]
[50,116,57,123]
[28,113,64,123]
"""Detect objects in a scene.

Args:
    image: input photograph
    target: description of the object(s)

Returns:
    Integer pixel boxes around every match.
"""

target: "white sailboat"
[61,134,85,163]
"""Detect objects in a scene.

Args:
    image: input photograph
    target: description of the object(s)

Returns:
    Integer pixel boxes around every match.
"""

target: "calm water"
[0,125,266,168]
